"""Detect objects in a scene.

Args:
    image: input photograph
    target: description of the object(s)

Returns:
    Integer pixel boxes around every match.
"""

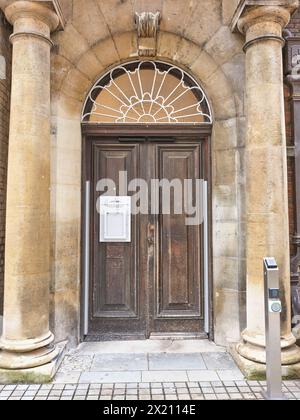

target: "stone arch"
[53,31,239,122]
[50,31,244,347]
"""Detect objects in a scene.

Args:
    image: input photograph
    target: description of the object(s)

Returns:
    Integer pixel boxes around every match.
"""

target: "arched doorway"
[81,60,213,341]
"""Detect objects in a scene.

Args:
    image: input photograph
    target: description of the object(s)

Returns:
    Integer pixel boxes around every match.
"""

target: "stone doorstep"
[75,339,226,355]
[230,344,300,381]
[0,341,67,385]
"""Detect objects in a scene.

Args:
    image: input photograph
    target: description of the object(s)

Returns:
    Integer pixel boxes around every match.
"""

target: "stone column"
[235,3,300,376]
[0,1,60,381]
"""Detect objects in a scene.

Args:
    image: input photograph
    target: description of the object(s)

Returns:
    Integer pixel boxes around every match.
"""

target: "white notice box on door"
[100,196,131,243]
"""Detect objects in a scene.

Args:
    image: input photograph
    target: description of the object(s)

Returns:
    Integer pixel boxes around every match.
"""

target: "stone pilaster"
[232,1,300,378]
[0,1,61,383]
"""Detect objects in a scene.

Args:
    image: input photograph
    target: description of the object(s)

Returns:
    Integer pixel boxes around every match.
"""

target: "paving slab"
[149,353,206,371]
[217,370,245,381]
[53,372,81,384]
[79,371,141,384]
[91,354,148,372]
[187,370,219,382]
[202,352,237,370]
[142,371,188,383]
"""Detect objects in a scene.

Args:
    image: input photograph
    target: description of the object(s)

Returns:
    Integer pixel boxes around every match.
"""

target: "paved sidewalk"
[54,340,243,384]
[0,340,299,400]
[0,380,300,400]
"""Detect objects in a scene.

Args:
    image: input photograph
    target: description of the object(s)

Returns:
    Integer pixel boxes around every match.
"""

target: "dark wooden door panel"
[89,143,146,339]
[85,137,207,340]
[150,144,204,334]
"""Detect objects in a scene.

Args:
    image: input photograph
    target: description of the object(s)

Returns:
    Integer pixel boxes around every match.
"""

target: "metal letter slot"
[100,196,131,243]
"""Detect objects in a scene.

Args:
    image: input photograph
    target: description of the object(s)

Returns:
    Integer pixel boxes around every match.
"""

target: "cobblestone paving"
[0,381,299,400]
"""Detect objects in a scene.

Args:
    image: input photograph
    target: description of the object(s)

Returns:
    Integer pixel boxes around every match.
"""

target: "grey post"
[262,257,285,400]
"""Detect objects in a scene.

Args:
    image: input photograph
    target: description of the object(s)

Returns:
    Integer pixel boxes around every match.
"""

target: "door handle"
[147,224,155,246]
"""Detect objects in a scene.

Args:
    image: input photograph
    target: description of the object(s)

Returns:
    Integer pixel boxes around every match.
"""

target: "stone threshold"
[73,339,227,355]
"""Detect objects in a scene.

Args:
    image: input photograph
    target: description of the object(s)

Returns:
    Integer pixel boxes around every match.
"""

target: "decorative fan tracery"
[82,61,212,124]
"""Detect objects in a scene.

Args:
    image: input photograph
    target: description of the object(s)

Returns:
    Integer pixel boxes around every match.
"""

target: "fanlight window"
[82,61,212,124]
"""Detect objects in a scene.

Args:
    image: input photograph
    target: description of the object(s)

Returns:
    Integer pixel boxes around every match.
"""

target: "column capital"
[231,1,299,50]
[1,1,60,30]
[238,5,292,33]
[0,1,61,46]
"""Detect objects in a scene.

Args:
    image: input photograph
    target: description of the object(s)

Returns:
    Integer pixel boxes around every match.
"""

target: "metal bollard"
[262,258,286,400]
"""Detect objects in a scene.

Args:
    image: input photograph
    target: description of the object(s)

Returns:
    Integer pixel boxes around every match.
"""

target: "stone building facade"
[0,10,11,316]
[0,0,299,383]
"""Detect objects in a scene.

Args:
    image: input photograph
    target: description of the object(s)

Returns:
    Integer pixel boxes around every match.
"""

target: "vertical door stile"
[84,180,91,336]
[203,180,210,334]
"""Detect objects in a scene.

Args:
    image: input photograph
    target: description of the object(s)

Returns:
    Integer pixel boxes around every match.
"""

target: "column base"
[0,345,59,370]
[237,329,300,365]
[0,331,55,353]
[230,344,300,380]
[0,331,60,370]
[0,341,66,384]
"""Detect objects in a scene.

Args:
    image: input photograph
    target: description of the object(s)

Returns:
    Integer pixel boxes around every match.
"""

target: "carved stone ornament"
[135,11,161,57]
[284,36,300,76]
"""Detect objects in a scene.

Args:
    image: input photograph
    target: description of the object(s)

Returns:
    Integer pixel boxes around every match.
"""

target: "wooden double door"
[84,132,209,340]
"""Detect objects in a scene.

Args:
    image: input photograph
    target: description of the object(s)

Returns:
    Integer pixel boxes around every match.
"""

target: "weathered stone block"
[213,221,239,258]
[214,289,246,346]
[160,0,192,35]
[174,37,202,69]
[51,53,73,94]
[61,67,91,100]
[222,53,246,95]
[96,0,135,35]
[114,32,138,60]
[190,50,219,85]
[184,0,222,47]
[214,256,243,290]
[92,36,119,69]
[56,93,82,118]
[76,50,103,81]
[54,184,81,223]
[205,26,243,67]
[222,0,241,25]
[55,117,82,152]
[157,32,181,61]
[212,118,238,150]
[72,0,110,46]
[53,23,89,64]
[214,149,238,186]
